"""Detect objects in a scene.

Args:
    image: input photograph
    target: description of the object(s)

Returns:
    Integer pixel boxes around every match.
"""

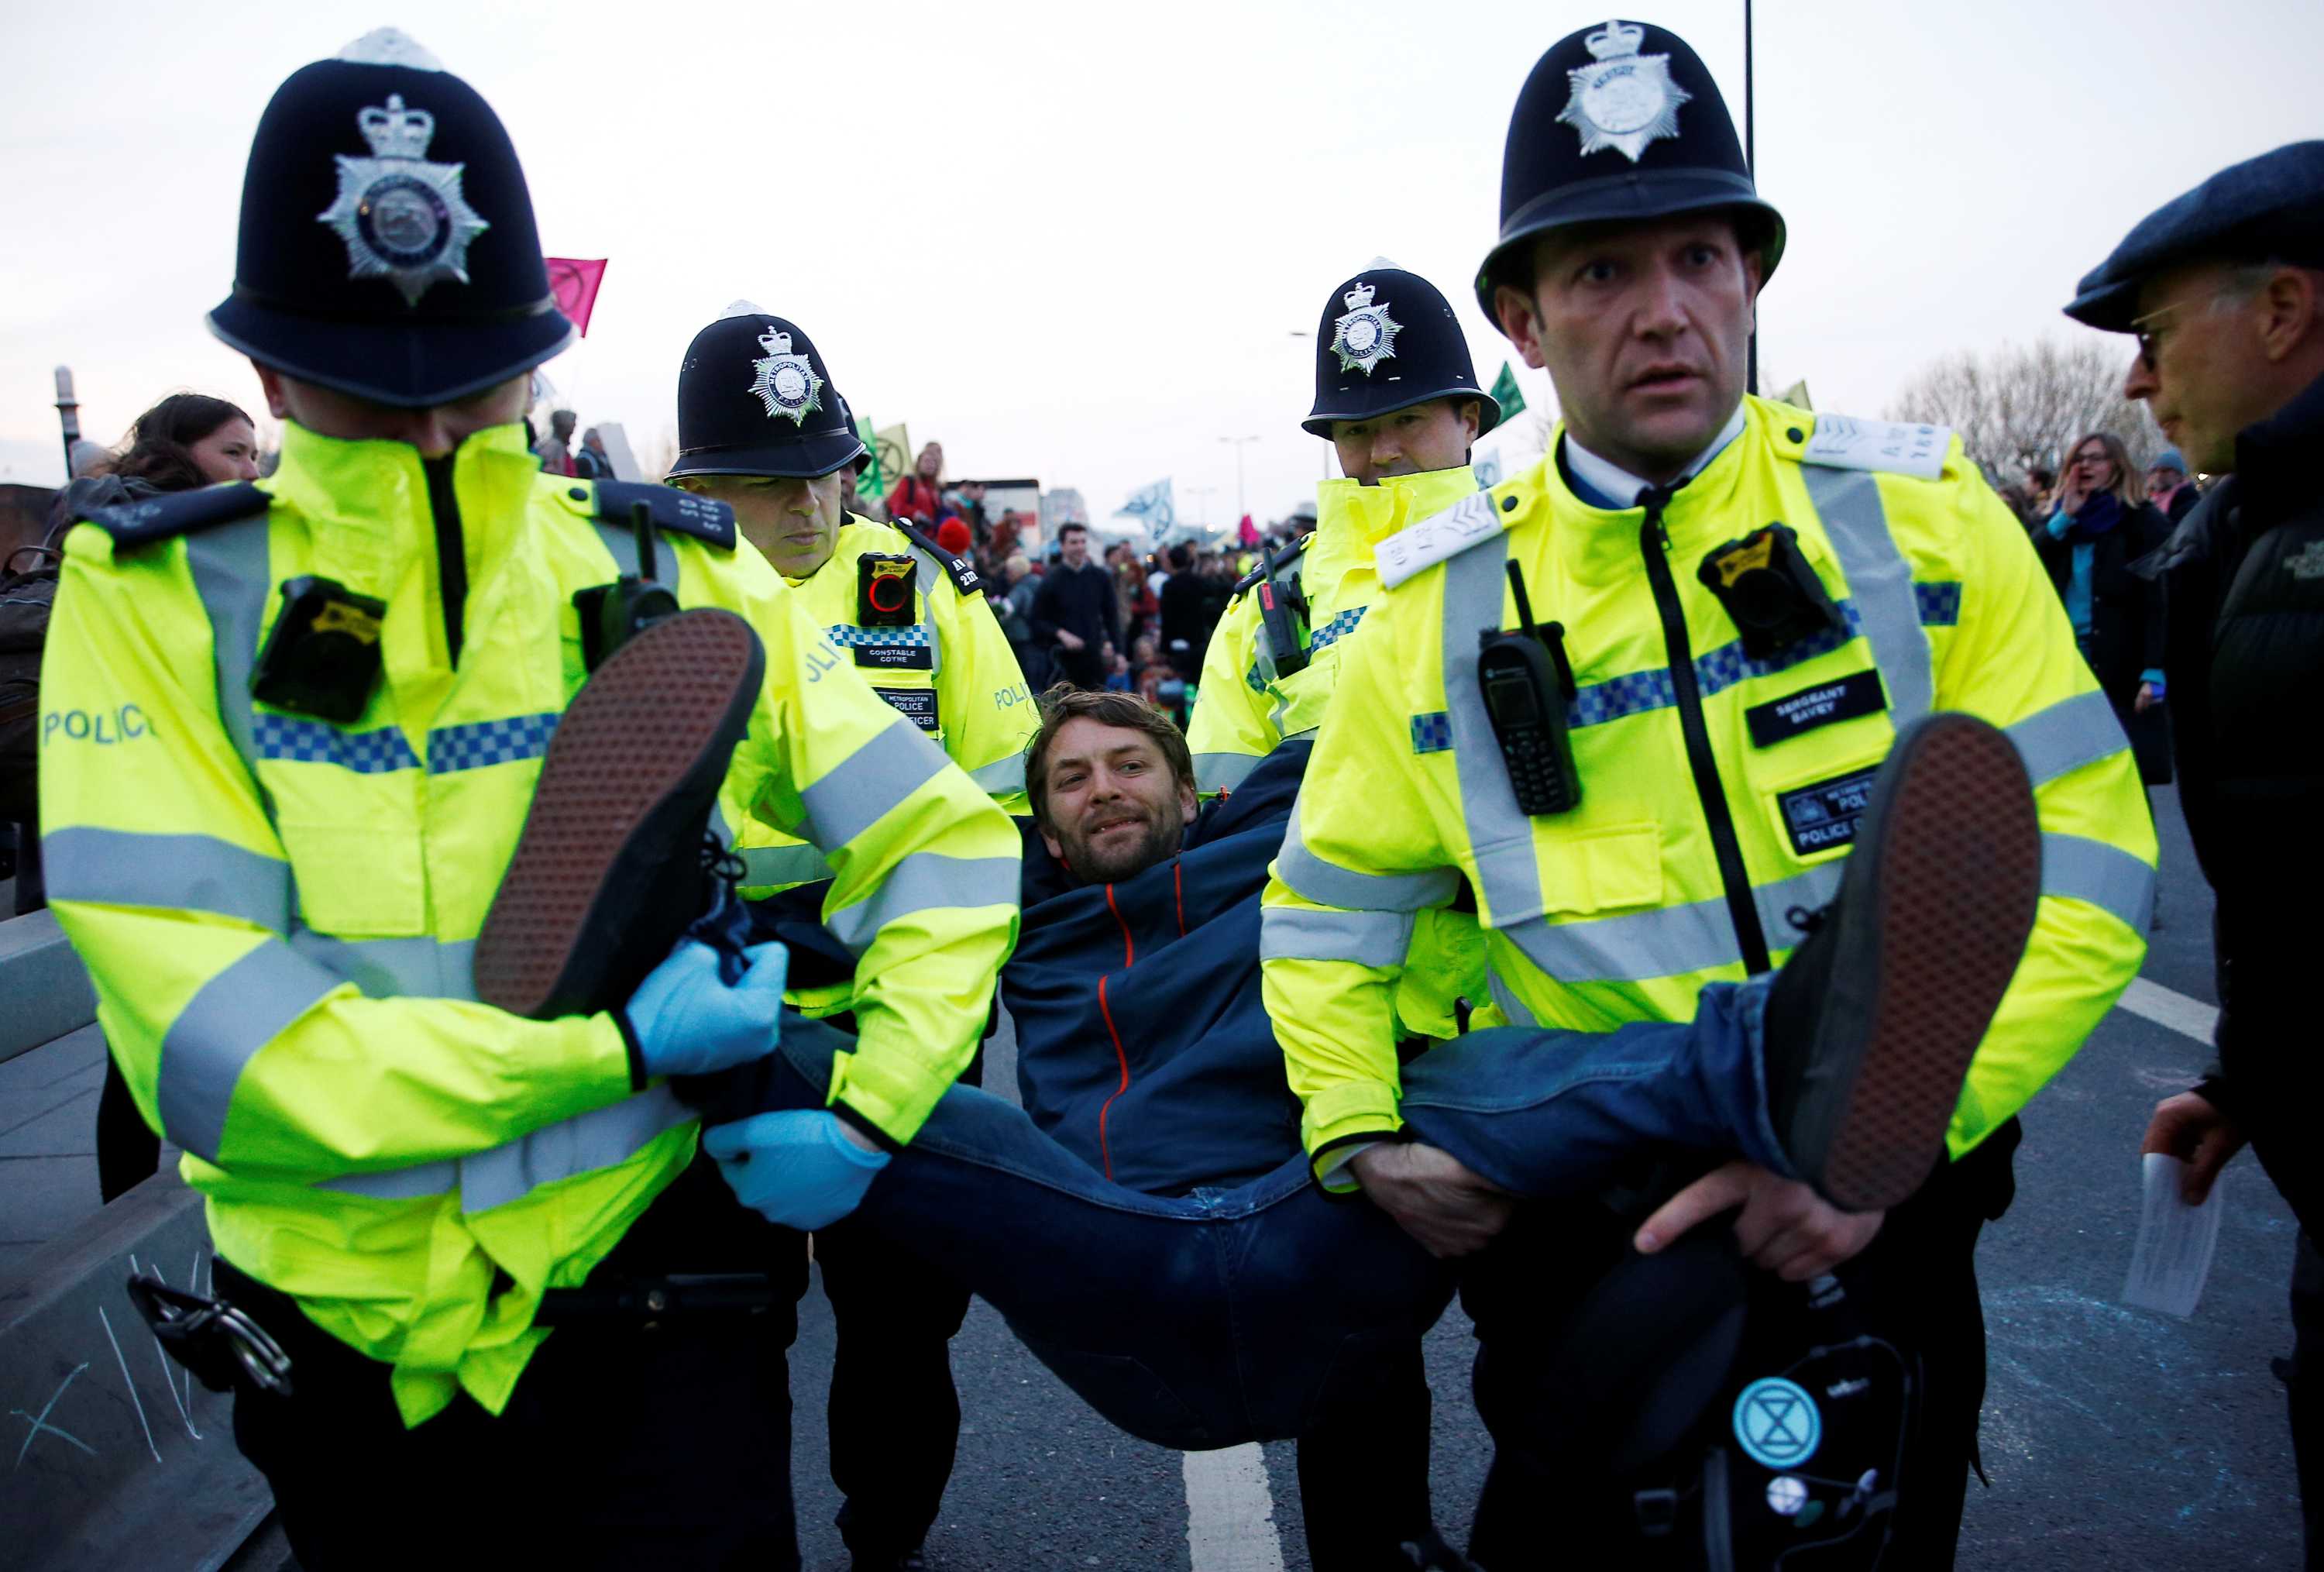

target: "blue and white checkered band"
[315,94,490,307]
[428,712,559,773]
[1307,606,1368,652]
[256,715,421,773]
[1410,712,1454,754]
[825,624,930,648]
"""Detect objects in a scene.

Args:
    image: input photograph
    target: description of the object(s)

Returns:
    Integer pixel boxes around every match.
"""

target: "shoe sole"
[473,610,765,1020]
[1817,714,2044,1213]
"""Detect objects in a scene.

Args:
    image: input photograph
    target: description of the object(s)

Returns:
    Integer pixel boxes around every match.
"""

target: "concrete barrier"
[0,1171,268,1570]
[0,910,96,1065]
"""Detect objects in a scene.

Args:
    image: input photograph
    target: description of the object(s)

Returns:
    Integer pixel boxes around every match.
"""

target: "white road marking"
[2116,977,2219,1046]
[1184,1443,1287,1572]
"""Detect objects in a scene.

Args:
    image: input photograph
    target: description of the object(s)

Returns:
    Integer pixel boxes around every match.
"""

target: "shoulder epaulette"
[1232,535,1309,597]
[1374,490,1511,591]
[891,520,985,597]
[1792,414,1952,482]
[591,480,736,550]
[84,482,268,552]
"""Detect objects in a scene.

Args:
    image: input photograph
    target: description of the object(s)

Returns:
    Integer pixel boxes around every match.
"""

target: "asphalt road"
[779,781,2303,1570]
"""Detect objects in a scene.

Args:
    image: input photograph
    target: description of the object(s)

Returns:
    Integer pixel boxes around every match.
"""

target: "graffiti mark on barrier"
[97,1305,161,1464]
[12,1364,96,1468]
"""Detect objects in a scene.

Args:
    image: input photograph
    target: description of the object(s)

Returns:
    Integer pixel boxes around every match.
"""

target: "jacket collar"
[267,420,542,590]
[1534,397,1762,586]
[2233,367,2324,517]
[1560,401,1748,509]
[1315,465,1480,555]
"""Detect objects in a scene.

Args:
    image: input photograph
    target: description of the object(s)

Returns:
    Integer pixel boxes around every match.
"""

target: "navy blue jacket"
[1004,741,1310,1195]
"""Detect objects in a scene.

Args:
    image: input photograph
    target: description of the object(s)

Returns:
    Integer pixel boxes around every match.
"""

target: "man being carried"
[700,683,2046,1567]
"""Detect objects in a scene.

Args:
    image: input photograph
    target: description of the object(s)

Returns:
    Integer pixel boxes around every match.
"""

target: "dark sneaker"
[474,609,764,1020]
[1762,712,2043,1213]
[1401,1529,1480,1570]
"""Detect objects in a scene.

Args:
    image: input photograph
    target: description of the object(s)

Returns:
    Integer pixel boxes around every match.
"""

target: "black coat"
[2037,499,2172,782]
[1029,561,1120,655]
[2147,370,2324,1223]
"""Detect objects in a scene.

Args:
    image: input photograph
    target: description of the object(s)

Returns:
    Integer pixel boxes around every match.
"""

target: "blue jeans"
[694,980,1783,1452]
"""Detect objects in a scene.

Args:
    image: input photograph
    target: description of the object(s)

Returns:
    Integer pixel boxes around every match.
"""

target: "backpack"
[0,542,60,827]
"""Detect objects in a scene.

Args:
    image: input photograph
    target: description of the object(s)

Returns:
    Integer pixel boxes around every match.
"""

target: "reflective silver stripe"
[825,853,1019,955]
[797,717,950,850]
[1274,796,1461,913]
[182,517,274,801]
[968,752,1027,796]
[455,1085,695,1213]
[1195,752,1259,793]
[740,843,833,888]
[1800,466,1932,728]
[1496,865,1841,986]
[1441,531,1548,927]
[40,827,291,931]
[1752,862,1844,956]
[287,930,477,1001]
[158,939,343,1161]
[1486,968,1538,1027]
[1260,904,1415,968]
[909,549,946,675]
[2042,832,2156,932]
[2008,690,2130,786]
[593,518,682,600]
[321,1085,696,1210]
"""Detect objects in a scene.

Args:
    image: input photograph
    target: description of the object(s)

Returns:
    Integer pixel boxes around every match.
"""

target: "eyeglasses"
[2130,283,2243,373]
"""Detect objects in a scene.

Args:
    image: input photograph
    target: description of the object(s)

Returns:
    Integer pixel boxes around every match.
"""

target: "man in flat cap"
[2079,139,2324,1562]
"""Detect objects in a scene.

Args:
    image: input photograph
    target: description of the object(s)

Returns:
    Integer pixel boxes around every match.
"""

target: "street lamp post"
[53,366,82,478]
[1184,486,1219,528]
[1219,435,1260,526]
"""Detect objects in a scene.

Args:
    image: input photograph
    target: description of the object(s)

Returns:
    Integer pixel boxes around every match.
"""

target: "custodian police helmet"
[206,29,573,408]
[1475,17,1786,318]
[1304,266,1502,439]
[665,304,869,483]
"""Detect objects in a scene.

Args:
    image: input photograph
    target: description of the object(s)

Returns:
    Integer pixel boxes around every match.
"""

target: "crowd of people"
[12,15,2324,1572]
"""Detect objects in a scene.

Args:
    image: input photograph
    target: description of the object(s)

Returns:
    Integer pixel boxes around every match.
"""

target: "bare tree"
[1886,338,2161,482]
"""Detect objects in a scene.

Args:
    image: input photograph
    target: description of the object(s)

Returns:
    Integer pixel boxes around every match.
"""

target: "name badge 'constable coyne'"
[662,302,1035,1571]
[37,32,1016,1569]
[1260,18,2156,1567]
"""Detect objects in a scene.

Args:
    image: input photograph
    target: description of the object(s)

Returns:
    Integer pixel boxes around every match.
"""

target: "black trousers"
[218,1158,807,1570]
[1461,1123,2019,1570]
[96,1052,160,1202]
[813,1047,982,1563]
[1294,1335,1438,1570]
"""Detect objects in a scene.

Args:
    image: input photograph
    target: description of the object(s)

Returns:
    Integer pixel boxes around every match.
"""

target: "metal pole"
[1744,0,1759,397]
[53,366,81,478]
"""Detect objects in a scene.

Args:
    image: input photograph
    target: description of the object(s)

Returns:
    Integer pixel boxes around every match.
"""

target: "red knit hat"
[936,518,974,556]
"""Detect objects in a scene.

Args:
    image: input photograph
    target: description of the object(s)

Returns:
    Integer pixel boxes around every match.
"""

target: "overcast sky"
[4,1,2319,524]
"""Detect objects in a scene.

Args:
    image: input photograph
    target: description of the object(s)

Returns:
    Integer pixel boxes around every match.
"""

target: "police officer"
[1189,264,1500,796]
[37,33,1017,1568]
[665,304,1037,1570]
[1260,19,2157,1565]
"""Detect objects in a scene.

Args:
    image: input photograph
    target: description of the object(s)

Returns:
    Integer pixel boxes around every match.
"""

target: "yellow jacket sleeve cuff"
[1301,1079,1404,1171]
[827,1039,951,1147]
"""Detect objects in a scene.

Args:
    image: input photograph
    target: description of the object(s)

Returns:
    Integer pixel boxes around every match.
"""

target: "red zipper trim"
[1173,861,1187,938]
[1104,880,1135,968]
[1095,974,1132,1182]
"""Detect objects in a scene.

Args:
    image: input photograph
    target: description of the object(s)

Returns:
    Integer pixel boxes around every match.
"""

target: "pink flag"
[545,257,609,336]
[1238,513,1259,547]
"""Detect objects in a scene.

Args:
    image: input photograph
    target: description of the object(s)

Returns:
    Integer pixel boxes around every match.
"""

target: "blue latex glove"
[702,1110,891,1230]
[620,938,788,1080]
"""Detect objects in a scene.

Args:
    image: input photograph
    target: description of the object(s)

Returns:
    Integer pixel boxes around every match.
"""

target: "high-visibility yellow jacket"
[37,422,1019,1426]
[1191,466,1490,1042]
[1189,466,1480,793]
[1262,397,2154,1178]
[730,514,1036,901]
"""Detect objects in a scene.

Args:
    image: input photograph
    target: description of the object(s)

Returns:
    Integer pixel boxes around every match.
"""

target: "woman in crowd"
[887,440,945,526]
[2037,431,2173,918]
[33,391,261,1199]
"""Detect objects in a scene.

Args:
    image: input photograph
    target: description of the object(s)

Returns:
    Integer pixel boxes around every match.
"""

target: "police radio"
[575,501,681,672]
[1478,560,1582,816]
[1257,545,1310,678]
[1697,523,1843,659]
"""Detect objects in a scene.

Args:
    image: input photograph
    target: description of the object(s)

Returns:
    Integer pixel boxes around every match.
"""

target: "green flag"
[1490,362,1526,418]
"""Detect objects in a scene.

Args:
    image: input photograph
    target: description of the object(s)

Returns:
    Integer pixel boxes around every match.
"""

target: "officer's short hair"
[1024,685,1194,831]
